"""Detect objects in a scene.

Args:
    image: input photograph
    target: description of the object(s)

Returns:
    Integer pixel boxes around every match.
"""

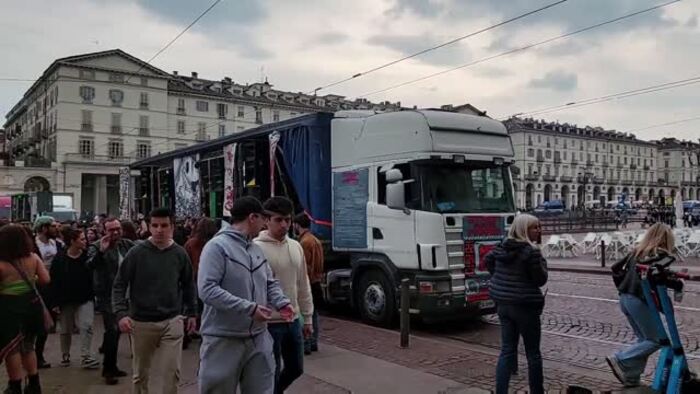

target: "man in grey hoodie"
[198,196,294,394]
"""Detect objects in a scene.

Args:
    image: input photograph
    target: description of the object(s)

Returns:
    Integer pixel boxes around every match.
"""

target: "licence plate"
[479,300,495,309]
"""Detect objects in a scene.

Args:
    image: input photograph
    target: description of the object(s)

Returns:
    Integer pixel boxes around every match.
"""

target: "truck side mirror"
[387,182,406,210]
[385,169,412,213]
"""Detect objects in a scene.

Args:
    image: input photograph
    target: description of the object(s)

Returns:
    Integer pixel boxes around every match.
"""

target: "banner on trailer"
[173,154,201,219]
[118,167,130,220]
[222,143,237,217]
[269,131,280,196]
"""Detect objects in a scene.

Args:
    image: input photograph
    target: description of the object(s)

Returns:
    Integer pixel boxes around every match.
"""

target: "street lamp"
[578,171,594,210]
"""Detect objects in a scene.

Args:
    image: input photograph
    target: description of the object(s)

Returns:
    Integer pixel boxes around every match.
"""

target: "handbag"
[9,259,55,332]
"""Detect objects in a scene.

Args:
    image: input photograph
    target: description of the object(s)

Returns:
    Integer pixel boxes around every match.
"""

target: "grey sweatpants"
[198,332,275,394]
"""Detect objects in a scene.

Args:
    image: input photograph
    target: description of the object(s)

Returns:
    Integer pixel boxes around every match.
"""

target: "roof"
[130,112,333,168]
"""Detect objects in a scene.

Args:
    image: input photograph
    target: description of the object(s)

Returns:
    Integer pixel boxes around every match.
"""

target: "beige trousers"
[131,316,183,394]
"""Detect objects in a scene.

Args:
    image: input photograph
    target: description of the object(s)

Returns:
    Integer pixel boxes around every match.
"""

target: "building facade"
[506,117,700,210]
[2,49,400,216]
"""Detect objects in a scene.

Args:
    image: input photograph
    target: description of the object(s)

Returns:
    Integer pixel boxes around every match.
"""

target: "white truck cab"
[327,110,516,325]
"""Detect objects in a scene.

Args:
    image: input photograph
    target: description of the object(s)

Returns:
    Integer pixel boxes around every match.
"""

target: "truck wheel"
[357,270,396,327]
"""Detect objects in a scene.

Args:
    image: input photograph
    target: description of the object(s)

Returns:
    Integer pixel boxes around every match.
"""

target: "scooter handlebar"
[636,263,694,280]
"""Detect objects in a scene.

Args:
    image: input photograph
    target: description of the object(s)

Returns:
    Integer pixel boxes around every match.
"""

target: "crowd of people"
[0,195,325,394]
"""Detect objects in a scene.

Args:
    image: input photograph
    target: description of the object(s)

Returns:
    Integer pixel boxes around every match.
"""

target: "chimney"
[173,71,178,76]
[191,71,198,79]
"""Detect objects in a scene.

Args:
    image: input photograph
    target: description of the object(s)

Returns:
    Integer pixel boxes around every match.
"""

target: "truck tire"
[357,270,396,327]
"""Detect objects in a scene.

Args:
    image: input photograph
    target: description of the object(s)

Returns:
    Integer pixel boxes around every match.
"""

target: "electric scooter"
[636,256,699,393]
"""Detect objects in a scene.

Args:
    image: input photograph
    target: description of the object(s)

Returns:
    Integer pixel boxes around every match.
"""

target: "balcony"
[81,123,93,132]
[593,176,605,184]
[630,164,637,170]
[524,174,540,181]
[138,128,149,137]
[64,153,131,165]
[609,177,620,184]
[644,166,650,171]
[616,163,623,169]
[559,176,573,183]
[176,108,186,115]
[621,180,634,186]
[554,157,561,164]
[111,126,122,134]
[586,160,594,167]
[602,162,609,167]
[24,156,52,168]
[536,156,545,163]
[658,179,667,186]
[571,159,578,165]
[635,180,647,186]
[139,102,149,110]
[542,175,556,182]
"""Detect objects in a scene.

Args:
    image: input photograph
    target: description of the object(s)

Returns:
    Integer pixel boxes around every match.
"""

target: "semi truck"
[131,110,516,326]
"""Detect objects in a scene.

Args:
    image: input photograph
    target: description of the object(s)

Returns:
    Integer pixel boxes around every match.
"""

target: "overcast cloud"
[1,0,699,141]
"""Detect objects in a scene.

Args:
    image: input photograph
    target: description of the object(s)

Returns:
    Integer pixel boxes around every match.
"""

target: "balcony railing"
[621,180,634,186]
[635,180,647,186]
[630,164,637,170]
[64,153,131,165]
[111,126,122,134]
[138,128,149,137]
[176,108,186,115]
[524,174,540,181]
[559,175,573,183]
[593,176,605,184]
[554,157,561,164]
[542,175,556,182]
[644,166,650,171]
[586,160,594,167]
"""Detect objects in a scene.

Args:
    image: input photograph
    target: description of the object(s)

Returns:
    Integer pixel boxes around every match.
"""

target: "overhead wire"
[307,0,570,95]
[358,0,681,99]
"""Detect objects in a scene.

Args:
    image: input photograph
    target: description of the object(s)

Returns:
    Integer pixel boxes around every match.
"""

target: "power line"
[359,0,680,99]
[308,0,569,95]
[508,75,700,119]
[124,0,223,83]
[624,115,700,134]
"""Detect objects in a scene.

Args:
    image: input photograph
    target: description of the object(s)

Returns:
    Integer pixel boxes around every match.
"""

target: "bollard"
[400,278,410,348]
[600,240,606,268]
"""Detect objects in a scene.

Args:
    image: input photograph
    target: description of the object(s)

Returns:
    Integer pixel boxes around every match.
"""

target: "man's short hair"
[294,212,311,229]
[104,216,120,225]
[33,216,55,232]
[230,196,264,223]
[148,207,173,224]
[263,197,294,217]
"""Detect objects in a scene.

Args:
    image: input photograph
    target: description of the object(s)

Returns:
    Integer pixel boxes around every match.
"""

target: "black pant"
[496,303,544,394]
[35,285,53,363]
[102,312,121,374]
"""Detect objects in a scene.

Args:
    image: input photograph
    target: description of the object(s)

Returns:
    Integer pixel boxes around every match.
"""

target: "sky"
[2,0,699,142]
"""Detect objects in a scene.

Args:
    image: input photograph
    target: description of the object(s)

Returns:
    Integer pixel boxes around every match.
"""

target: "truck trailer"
[131,110,516,326]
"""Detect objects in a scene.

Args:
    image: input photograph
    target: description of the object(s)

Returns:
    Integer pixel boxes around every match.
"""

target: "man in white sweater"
[255,197,314,394]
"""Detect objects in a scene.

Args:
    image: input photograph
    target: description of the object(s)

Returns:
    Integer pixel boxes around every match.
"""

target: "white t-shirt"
[36,237,58,269]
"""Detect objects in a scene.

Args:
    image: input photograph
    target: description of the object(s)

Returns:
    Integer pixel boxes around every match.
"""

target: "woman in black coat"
[485,213,548,394]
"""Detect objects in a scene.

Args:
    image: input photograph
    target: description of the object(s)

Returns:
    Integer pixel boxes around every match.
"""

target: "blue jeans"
[495,303,544,394]
[614,293,663,381]
[268,319,304,394]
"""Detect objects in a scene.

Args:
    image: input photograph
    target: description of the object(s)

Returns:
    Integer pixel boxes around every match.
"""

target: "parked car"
[534,200,565,214]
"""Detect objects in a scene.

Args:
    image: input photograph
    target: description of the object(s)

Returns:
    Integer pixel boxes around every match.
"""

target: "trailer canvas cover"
[277,114,332,239]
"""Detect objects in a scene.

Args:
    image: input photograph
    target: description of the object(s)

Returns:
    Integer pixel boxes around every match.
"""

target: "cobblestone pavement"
[321,270,700,392]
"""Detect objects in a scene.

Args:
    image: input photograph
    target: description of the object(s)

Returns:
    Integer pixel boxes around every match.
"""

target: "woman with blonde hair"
[484,214,548,394]
[607,222,675,387]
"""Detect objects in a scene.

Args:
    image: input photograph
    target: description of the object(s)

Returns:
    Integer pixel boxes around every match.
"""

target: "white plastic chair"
[542,235,562,258]
[582,232,598,254]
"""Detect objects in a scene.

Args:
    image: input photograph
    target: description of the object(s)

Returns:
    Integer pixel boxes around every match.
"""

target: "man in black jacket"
[87,217,134,385]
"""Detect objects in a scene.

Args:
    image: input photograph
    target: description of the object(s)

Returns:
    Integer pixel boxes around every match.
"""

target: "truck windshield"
[412,161,514,214]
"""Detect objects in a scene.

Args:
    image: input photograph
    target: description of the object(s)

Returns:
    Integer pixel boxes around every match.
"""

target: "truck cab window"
[376,163,418,209]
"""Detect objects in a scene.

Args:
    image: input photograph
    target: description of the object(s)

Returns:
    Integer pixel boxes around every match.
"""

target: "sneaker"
[37,360,51,369]
[81,356,100,370]
[606,356,629,385]
[59,355,70,367]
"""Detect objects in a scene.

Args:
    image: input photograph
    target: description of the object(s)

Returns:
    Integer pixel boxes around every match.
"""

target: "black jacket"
[50,250,94,306]
[611,250,678,301]
[484,239,548,306]
[87,238,135,313]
